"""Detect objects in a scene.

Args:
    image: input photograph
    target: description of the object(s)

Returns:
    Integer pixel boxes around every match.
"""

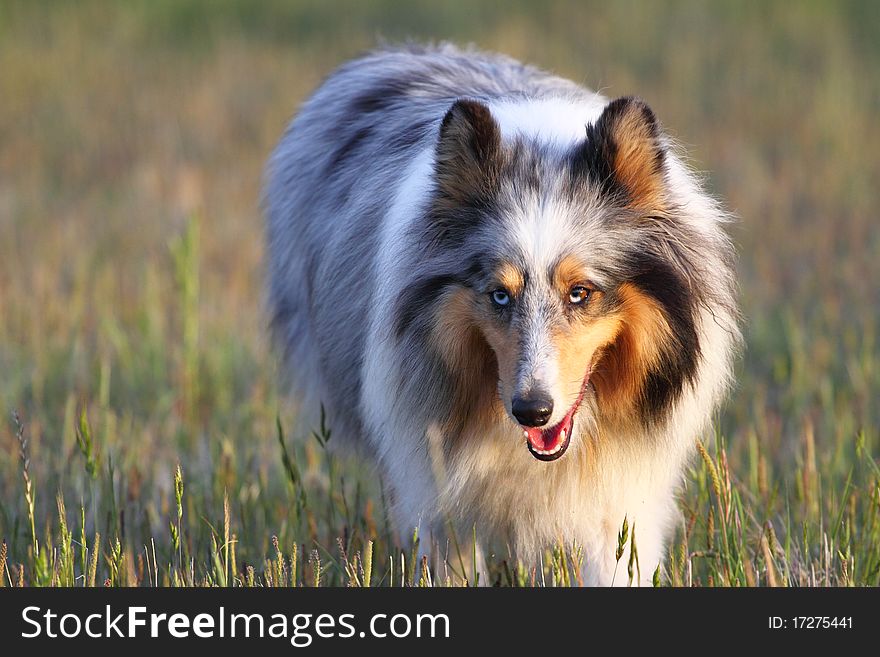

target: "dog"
[264,44,739,585]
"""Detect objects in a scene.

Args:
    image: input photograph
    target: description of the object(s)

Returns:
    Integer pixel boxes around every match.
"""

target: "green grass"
[1,0,878,586]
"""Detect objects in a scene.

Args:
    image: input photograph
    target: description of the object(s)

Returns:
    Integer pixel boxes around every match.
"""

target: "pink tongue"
[526,424,565,451]
[522,375,588,453]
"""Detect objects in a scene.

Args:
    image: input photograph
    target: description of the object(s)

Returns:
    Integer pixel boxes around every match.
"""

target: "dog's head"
[400,96,703,461]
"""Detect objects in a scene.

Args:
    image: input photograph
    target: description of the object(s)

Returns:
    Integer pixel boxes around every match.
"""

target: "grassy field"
[0,0,878,587]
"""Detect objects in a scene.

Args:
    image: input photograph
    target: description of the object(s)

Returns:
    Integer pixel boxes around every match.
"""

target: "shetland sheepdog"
[264,44,739,585]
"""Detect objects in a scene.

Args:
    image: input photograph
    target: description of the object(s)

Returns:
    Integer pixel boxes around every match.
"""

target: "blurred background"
[0,1,877,586]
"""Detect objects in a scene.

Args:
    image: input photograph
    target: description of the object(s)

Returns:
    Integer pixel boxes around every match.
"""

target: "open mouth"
[521,375,590,462]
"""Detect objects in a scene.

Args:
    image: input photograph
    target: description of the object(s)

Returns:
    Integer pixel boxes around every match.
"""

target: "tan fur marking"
[554,315,622,407]
[475,314,519,411]
[552,255,595,299]
[549,255,616,407]
[430,288,504,443]
[434,100,502,208]
[608,103,665,210]
[591,283,672,422]
[495,262,525,297]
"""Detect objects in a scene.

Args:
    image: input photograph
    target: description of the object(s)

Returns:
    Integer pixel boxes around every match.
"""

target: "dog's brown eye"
[491,289,511,306]
[569,286,592,305]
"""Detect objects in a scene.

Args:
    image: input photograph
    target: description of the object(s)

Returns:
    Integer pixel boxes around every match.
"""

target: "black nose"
[512,395,554,427]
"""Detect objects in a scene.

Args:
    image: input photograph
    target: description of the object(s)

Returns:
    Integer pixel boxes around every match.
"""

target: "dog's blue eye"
[491,289,510,306]
[569,286,592,304]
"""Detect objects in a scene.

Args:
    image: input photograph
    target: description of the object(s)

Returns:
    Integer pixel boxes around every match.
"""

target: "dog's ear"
[435,99,501,203]
[574,96,667,210]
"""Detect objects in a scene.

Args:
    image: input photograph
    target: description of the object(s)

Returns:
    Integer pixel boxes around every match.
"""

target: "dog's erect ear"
[435,99,501,202]
[575,96,667,210]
